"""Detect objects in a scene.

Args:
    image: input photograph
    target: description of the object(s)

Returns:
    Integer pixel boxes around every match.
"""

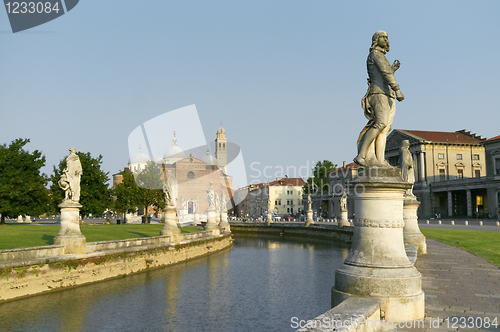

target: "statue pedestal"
[193,213,200,225]
[204,208,219,232]
[54,200,86,255]
[266,213,272,226]
[160,206,181,237]
[25,215,32,223]
[305,210,314,227]
[178,208,188,223]
[332,167,424,322]
[219,212,231,233]
[338,210,350,227]
[17,215,23,223]
[403,196,427,254]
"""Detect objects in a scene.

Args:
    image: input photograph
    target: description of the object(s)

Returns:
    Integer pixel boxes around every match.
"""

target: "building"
[234,177,305,218]
[113,125,233,217]
[385,129,500,219]
[324,161,360,219]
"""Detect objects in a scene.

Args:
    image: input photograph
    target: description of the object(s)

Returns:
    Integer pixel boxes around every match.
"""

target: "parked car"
[282,215,293,221]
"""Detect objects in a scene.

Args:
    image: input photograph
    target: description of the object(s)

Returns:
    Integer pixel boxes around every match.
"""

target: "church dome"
[217,124,225,135]
[130,147,150,164]
[164,133,185,164]
[201,149,217,166]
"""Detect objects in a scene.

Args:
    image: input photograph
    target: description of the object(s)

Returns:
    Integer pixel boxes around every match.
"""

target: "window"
[473,154,480,160]
[223,143,225,148]
[439,169,446,181]
[291,208,294,213]
[287,208,290,213]
[278,200,281,205]
[438,153,444,159]
[275,200,278,205]
[187,171,195,179]
[496,158,500,175]
[475,170,481,178]
[457,154,462,160]
[457,169,463,179]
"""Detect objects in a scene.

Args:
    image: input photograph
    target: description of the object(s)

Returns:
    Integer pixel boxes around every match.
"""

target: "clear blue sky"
[1,0,499,186]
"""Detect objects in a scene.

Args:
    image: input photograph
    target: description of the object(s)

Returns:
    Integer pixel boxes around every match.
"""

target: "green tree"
[0,138,50,223]
[133,161,165,215]
[302,160,337,195]
[50,151,112,216]
[113,170,140,215]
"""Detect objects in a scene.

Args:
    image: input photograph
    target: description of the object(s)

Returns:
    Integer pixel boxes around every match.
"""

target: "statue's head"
[402,140,410,148]
[69,147,76,154]
[370,31,389,53]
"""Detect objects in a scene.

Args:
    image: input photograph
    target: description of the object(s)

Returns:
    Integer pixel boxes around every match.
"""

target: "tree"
[0,138,50,223]
[302,160,337,195]
[113,170,140,215]
[50,151,112,216]
[133,161,165,215]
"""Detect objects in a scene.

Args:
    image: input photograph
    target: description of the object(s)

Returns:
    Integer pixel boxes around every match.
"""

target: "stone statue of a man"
[60,148,82,202]
[166,170,178,207]
[354,31,405,167]
[400,140,415,196]
[221,190,227,212]
[307,194,312,211]
[340,189,348,212]
[206,182,215,209]
[194,197,199,213]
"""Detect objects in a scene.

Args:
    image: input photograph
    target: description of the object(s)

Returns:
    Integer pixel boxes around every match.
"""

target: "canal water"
[0,234,349,332]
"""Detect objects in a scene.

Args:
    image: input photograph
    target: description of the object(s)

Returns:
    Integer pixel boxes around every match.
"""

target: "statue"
[166,170,178,207]
[215,192,220,212]
[307,194,312,211]
[340,189,348,211]
[400,140,415,196]
[267,196,272,212]
[221,190,227,212]
[59,148,82,202]
[180,196,186,209]
[163,181,173,207]
[354,31,405,167]
[206,182,215,209]
[194,197,199,213]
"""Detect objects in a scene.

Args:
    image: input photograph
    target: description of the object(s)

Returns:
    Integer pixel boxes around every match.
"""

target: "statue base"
[54,200,86,255]
[204,208,219,232]
[403,196,427,254]
[338,210,349,227]
[219,212,231,233]
[305,210,313,227]
[332,167,424,321]
[193,213,200,225]
[160,206,181,237]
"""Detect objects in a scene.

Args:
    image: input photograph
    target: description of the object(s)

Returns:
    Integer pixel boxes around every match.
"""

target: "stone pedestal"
[160,205,181,237]
[204,208,219,232]
[338,210,350,227]
[215,210,221,224]
[193,213,200,225]
[179,208,188,223]
[332,167,424,322]
[403,196,427,254]
[24,215,32,223]
[219,211,231,233]
[305,210,314,227]
[17,215,23,223]
[266,213,272,226]
[54,200,86,255]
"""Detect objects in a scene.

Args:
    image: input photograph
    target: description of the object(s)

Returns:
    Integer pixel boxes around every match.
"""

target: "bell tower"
[215,123,227,173]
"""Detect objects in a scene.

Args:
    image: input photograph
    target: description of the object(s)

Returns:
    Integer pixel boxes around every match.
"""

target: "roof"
[398,130,484,144]
[328,162,360,173]
[268,178,305,187]
[485,135,500,142]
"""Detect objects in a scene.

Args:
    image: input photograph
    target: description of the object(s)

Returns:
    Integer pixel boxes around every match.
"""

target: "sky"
[1,0,499,187]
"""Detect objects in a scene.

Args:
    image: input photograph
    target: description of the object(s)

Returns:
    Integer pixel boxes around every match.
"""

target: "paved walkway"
[394,239,500,331]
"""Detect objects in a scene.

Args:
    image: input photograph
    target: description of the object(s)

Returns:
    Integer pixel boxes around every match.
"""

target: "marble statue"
[60,148,82,202]
[221,190,227,212]
[307,194,312,211]
[180,196,186,209]
[194,197,199,213]
[206,182,215,209]
[340,189,348,211]
[400,140,415,196]
[215,192,220,212]
[354,31,405,167]
[267,196,272,212]
[163,181,174,207]
[166,170,178,207]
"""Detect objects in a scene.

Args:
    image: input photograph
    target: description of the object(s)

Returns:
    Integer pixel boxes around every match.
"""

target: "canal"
[0,234,349,332]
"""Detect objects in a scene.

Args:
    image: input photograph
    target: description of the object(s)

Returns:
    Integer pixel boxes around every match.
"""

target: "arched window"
[187,171,195,179]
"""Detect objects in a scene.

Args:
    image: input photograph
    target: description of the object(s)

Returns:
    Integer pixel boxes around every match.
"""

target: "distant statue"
[307,194,312,211]
[221,190,227,212]
[206,182,215,209]
[340,189,348,212]
[267,196,272,212]
[194,197,199,213]
[163,181,173,207]
[354,31,405,167]
[166,170,178,207]
[60,148,82,202]
[215,192,221,212]
[400,140,415,196]
[180,196,186,209]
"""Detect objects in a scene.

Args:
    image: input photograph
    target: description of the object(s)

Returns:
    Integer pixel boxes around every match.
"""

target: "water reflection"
[0,234,348,332]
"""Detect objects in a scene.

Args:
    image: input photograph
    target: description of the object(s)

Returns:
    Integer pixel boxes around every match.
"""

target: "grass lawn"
[0,224,201,250]
[420,228,500,267]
